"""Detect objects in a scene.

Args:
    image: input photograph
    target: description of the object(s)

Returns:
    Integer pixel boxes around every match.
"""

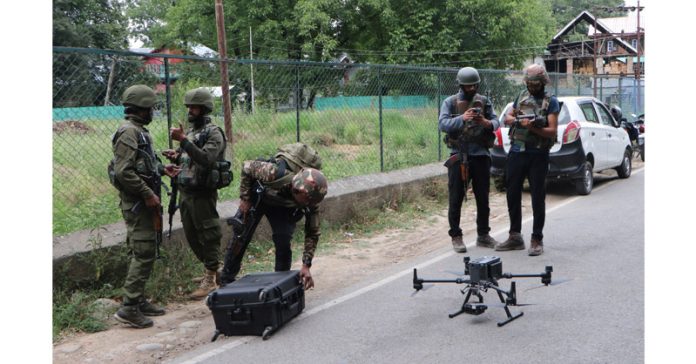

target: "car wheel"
[493,175,506,192]
[616,150,632,179]
[574,161,593,195]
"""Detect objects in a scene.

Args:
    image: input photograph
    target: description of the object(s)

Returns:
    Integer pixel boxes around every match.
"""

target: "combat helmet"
[610,105,622,121]
[523,64,551,85]
[122,85,157,108]
[456,67,481,86]
[291,168,328,206]
[184,88,215,114]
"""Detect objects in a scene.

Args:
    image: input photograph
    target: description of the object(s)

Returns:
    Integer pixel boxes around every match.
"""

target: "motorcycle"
[629,113,645,162]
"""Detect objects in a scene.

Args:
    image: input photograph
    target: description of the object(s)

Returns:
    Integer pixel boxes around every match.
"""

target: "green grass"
[52,178,448,341]
[53,107,443,235]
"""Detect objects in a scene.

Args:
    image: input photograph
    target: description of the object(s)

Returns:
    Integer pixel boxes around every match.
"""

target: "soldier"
[219,144,328,290]
[495,64,559,256]
[109,85,166,328]
[438,67,500,253]
[162,88,228,300]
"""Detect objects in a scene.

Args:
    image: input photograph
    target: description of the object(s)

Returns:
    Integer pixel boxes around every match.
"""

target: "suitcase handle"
[228,307,253,326]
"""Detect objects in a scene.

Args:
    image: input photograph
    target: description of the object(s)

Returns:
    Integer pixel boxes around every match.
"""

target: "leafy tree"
[53,0,129,48]
[53,0,139,107]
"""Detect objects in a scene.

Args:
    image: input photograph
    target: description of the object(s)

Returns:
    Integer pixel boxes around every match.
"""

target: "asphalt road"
[171,169,644,364]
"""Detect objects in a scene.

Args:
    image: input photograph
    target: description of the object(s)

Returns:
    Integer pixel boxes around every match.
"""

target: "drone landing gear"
[448,281,524,326]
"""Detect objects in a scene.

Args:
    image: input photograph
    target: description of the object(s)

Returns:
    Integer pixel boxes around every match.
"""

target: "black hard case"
[206,270,305,340]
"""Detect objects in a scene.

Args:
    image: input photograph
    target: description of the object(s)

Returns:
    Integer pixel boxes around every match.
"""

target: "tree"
[53,0,136,107]
[53,0,129,48]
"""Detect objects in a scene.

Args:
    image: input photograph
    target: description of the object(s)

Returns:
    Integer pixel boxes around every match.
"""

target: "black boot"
[114,304,153,328]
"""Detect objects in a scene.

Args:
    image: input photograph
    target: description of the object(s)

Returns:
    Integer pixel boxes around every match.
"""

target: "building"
[544,10,645,76]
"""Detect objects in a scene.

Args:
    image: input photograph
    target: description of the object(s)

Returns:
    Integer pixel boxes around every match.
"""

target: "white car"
[490,96,632,195]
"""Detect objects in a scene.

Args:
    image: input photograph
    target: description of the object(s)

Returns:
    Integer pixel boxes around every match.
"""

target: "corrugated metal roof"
[588,11,645,35]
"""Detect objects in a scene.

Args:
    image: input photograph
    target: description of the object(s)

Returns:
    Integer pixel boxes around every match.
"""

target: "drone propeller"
[485,302,539,308]
[524,277,573,291]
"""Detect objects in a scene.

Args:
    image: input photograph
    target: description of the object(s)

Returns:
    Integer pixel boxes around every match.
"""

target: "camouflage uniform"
[175,118,226,272]
[220,159,324,284]
[111,114,163,305]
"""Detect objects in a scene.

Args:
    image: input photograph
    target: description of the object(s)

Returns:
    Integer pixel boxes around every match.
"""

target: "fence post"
[378,67,384,172]
[618,77,623,110]
[437,72,442,161]
[164,58,173,149]
[296,64,301,142]
[599,76,603,102]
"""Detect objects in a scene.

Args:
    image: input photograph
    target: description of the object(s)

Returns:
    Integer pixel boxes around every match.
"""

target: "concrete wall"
[53,163,447,289]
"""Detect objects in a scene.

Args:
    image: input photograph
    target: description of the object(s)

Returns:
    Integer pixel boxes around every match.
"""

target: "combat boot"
[139,298,166,316]
[528,237,544,256]
[189,269,218,300]
[476,234,499,249]
[494,232,525,251]
[114,304,153,329]
[451,236,467,253]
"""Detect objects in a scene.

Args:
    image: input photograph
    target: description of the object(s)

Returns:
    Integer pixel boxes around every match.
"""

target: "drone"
[412,256,554,327]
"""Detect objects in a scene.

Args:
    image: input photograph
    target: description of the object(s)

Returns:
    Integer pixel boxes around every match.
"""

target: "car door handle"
[591,132,595,136]
[608,133,612,137]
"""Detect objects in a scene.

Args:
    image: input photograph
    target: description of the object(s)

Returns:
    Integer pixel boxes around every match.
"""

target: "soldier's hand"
[164,164,181,178]
[162,149,179,162]
[170,123,186,142]
[463,108,477,121]
[144,194,161,208]
[239,199,252,215]
[300,265,314,290]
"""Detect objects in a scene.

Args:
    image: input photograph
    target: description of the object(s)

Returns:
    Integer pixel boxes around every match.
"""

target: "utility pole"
[249,27,255,114]
[634,0,642,111]
[215,0,234,159]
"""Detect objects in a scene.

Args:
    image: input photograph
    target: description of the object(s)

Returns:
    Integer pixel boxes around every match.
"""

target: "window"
[607,40,614,53]
[595,102,616,127]
[632,39,638,49]
[579,103,599,123]
[557,103,570,125]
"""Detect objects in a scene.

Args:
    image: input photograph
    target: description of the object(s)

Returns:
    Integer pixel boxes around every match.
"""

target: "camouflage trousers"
[121,200,157,305]
[179,191,222,272]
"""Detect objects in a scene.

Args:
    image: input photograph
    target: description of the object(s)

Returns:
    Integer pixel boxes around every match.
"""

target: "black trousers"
[505,151,549,240]
[220,203,298,284]
[447,154,492,238]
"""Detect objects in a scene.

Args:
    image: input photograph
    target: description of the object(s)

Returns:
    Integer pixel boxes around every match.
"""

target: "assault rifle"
[166,134,179,240]
[227,181,265,248]
[514,113,546,128]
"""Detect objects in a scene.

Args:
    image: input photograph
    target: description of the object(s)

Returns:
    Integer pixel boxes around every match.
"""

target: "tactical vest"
[509,90,556,151]
[177,121,232,190]
[262,143,322,208]
[444,93,496,149]
[108,122,161,192]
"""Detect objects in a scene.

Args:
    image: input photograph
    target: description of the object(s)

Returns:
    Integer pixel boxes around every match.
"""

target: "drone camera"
[467,256,503,283]
[462,303,487,316]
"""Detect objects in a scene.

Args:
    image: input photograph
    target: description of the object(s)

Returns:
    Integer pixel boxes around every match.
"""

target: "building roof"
[588,11,645,35]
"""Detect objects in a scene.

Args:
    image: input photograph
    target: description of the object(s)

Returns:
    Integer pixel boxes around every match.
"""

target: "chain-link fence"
[53,47,644,236]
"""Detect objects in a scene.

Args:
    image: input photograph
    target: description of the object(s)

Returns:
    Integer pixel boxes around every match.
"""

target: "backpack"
[264,143,322,190]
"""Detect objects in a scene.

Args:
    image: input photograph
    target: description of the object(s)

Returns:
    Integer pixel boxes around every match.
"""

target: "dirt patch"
[53,121,93,134]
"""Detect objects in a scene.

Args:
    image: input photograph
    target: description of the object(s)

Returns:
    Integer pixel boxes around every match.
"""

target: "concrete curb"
[52,162,447,287]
